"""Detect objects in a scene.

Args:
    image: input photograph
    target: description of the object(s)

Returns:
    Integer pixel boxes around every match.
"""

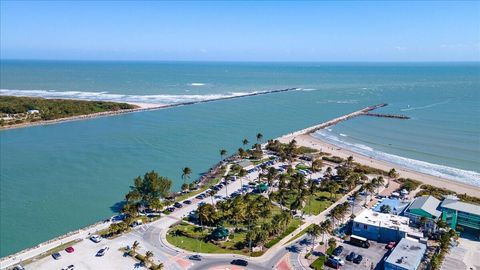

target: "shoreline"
[2,104,479,266]
[278,133,480,197]
[0,87,298,131]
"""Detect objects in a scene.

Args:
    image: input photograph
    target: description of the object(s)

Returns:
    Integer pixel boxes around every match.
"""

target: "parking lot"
[326,240,388,270]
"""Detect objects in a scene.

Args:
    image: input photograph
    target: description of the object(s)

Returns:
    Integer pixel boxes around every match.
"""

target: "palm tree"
[209,189,217,206]
[363,182,375,203]
[197,203,216,226]
[145,251,154,265]
[311,159,323,172]
[181,167,192,187]
[307,179,316,215]
[238,147,247,158]
[131,240,140,253]
[256,133,263,143]
[320,220,332,251]
[327,182,340,200]
[345,156,354,168]
[307,224,322,252]
[220,149,227,160]
[324,167,333,179]
[388,168,398,178]
[242,139,249,146]
[375,176,385,194]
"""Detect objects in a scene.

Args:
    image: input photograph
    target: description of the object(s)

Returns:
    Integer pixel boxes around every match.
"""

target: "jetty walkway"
[281,103,408,138]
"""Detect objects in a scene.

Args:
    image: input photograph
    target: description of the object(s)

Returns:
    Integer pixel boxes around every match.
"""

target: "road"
[10,160,364,270]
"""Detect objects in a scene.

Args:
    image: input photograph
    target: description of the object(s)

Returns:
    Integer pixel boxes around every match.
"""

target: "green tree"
[220,149,227,160]
[388,168,398,178]
[145,250,154,264]
[197,203,217,226]
[242,138,249,146]
[380,204,391,214]
[181,167,192,187]
[307,224,322,252]
[131,240,140,253]
[311,159,323,172]
[181,183,189,192]
[256,133,263,143]
[345,156,354,168]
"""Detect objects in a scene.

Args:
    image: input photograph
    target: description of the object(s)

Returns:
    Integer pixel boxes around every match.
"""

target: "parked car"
[188,254,202,261]
[183,200,192,205]
[346,251,356,261]
[174,202,183,208]
[167,207,176,212]
[13,265,25,270]
[353,255,363,264]
[65,246,75,253]
[325,258,341,269]
[195,194,204,199]
[96,246,109,257]
[231,259,248,266]
[62,265,75,270]
[52,252,62,260]
[386,241,397,250]
[330,255,345,266]
[332,245,344,256]
[90,235,102,243]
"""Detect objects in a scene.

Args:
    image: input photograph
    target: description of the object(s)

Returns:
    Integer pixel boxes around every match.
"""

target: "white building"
[384,238,427,270]
[352,209,422,243]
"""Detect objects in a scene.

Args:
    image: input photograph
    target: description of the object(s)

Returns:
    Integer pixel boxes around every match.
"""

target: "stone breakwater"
[0,88,299,131]
[279,103,404,139]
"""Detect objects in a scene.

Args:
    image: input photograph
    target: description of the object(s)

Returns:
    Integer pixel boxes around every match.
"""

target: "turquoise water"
[1,61,479,256]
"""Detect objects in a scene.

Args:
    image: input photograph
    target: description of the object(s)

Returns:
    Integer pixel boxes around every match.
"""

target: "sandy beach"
[278,133,480,197]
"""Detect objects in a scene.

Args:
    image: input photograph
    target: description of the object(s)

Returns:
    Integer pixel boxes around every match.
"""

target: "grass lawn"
[296,164,310,170]
[168,216,304,255]
[310,255,326,270]
[23,239,82,266]
[166,223,246,255]
[286,224,313,243]
[303,191,341,215]
[166,234,244,254]
[265,218,303,248]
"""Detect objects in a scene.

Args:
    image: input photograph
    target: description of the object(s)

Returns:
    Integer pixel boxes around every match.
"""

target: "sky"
[1,1,479,62]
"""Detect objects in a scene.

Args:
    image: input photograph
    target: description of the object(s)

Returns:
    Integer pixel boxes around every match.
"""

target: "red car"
[386,242,396,250]
[65,247,75,253]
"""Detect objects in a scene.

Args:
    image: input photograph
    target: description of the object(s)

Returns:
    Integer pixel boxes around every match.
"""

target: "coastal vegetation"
[417,184,480,204]
[122,242,164,270]
[0,95,136,127]
[167,193,302,255]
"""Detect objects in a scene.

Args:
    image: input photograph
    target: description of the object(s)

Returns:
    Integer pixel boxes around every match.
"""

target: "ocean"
[1,60,479,256]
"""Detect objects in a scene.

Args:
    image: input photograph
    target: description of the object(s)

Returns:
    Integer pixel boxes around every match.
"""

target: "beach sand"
[278,133,480,197]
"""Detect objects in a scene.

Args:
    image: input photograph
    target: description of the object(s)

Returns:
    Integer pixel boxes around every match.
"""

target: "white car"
[90,234,102,243]
[330,256,345,265]
[62,265,75,270]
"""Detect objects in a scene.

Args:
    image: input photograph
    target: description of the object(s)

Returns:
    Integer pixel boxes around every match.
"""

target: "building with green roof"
[404,196,441,232]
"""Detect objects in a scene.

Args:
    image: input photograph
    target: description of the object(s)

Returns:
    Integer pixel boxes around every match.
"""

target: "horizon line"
[2,58,480,64]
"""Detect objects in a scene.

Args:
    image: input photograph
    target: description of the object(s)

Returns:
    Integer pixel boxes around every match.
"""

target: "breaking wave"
[0,89,261,105]
[312,129,480,186]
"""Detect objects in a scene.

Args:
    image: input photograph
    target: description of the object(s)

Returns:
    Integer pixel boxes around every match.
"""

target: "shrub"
[398,178,422,191]
[322,156,344,164]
